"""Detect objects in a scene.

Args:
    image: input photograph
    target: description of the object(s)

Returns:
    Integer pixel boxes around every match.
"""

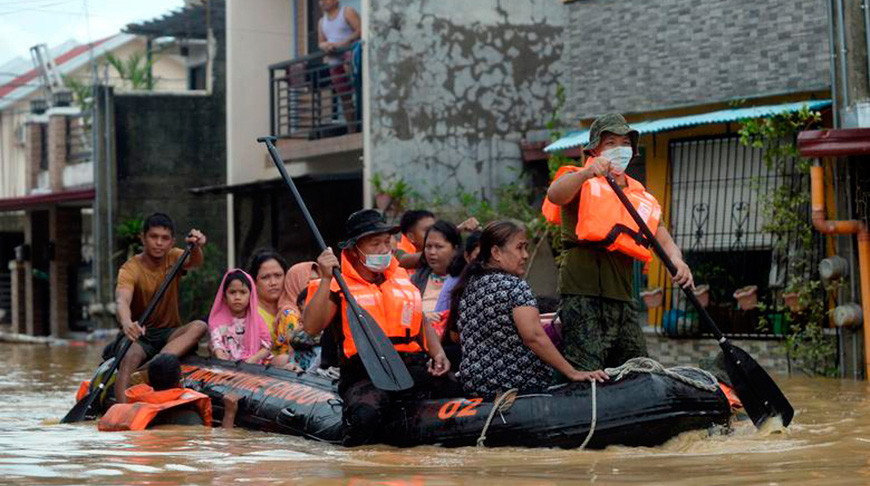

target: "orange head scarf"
[277,261,319,316]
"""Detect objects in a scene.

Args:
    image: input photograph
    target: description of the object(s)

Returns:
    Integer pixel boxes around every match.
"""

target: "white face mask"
[600,146,633,175]
[356,246,392,273]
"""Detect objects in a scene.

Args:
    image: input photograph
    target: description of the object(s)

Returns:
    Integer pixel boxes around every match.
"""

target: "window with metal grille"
[651,136,822,338]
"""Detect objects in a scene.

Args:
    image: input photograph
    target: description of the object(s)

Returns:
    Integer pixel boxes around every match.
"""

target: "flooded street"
[1,341,869,485]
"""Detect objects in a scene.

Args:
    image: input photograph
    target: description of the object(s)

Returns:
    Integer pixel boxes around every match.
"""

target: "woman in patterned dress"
[446,221,608,398]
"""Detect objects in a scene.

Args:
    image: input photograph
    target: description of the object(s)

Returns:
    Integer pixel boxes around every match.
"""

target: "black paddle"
[61,241,196,423]
[604,174,794,428]
[257,136,414,392]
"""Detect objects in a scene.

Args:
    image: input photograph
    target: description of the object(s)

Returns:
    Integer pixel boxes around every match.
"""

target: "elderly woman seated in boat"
[447,220,608,398]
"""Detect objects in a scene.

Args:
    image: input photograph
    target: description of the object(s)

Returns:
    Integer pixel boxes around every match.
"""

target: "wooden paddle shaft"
[604,174,725,342]
[258,136,413,390]
[258,137,370,311]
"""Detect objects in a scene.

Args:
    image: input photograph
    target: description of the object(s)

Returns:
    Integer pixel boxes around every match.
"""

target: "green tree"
[738,106,837,377]
[105,52,158,91]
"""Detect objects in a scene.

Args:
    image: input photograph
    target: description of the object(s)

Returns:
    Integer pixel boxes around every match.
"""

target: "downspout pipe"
[811,163,870,379]
[836,0,850,110]
[864,0,870,94]
[827,0,841,127]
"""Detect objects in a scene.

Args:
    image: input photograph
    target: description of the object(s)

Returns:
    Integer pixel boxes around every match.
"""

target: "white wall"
[225,0,295,266]
[225,0,294,187]
[0,110,28,199]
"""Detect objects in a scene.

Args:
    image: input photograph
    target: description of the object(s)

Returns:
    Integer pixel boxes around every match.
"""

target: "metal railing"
[66,116,92,164]
[268,43,362,140]
[648,136,824,339]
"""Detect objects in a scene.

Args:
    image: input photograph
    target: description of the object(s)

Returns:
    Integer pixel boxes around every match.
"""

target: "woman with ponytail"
[448,221,608,398]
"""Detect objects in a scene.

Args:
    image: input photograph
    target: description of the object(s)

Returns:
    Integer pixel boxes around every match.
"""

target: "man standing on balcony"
[319,0,361,132]
[544,113,694,371]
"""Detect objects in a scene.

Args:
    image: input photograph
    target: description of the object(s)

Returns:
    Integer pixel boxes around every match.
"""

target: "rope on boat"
[604,357,719,393]
[579,380,597,450]
[476,388,518,447]
[476,358,717,449]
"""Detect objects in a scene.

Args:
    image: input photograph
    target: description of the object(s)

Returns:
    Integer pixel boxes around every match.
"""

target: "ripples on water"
[1,342,868,485]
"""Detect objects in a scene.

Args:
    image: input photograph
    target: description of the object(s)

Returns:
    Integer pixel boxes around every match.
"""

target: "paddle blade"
[720,340,794,427]
[60,389,99,423]
[345,305,415,391]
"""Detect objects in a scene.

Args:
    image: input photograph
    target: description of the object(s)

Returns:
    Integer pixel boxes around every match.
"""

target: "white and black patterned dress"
[457,271,551,397]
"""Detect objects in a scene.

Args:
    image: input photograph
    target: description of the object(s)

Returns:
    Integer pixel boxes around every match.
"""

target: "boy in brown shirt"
[114,212,208,403]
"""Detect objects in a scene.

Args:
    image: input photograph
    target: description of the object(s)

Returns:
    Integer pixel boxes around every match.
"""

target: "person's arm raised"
[397,251,423,269]
[303,248,340,335]
[513,306,608,382]
[184,229,207,269]
[546,159,612,206]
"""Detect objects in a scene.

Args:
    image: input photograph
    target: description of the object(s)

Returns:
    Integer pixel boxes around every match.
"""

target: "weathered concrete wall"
[368,0,566,199]
[114,92,227,264]
[563,0,831,119]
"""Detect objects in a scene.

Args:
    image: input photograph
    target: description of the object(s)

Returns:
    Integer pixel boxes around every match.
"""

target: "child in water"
[208,269,272,364]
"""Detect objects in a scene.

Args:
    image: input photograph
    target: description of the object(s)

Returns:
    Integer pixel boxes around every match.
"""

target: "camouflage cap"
[583,112,640,157]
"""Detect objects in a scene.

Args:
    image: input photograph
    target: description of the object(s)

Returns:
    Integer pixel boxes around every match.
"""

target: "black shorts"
[135,327,177,361]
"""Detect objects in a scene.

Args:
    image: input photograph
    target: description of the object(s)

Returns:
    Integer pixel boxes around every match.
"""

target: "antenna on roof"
[29,43,71,107]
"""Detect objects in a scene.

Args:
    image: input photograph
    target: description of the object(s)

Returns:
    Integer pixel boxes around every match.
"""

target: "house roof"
[545,100,833,153]
[798,128,870,157]
[0,34,137,111]
[125,0,224,40]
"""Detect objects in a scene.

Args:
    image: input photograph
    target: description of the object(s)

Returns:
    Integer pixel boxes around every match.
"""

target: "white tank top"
[321,6,355,45]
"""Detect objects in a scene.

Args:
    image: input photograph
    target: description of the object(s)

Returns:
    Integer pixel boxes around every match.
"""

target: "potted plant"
[733,285,758,311]
[693,284,711,308]
[782,291,801,313]
[370,173,413,216]
[640,287,663,309]
[371,173,392,211]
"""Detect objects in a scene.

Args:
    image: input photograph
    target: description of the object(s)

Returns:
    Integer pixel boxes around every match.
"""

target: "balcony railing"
[269,43,362,140]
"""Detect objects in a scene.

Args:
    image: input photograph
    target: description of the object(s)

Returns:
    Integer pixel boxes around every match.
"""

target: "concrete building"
[0,1,224,336]
[543,0,868,377]
[219,0,566,267]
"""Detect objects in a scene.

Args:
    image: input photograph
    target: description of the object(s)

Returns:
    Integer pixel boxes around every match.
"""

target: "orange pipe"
[810,164,870,379]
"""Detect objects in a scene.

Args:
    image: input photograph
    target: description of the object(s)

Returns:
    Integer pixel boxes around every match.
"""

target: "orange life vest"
[308,251,425,359]
[542,161,662,262]
[97,384,213,431]
[396,233,418,255]
[395,234,419,276]
[718,382,743,410]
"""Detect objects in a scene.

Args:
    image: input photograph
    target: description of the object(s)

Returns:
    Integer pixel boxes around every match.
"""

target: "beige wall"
[0,36,190,200]
[225,0,295,266]
[225,0,294,187]
[0,110,29,199]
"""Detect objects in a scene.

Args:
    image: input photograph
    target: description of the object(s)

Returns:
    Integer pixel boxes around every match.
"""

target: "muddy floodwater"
[1,341,869,485]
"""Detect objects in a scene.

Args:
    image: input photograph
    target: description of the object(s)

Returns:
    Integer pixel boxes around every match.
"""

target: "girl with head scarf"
[208,269,272,364]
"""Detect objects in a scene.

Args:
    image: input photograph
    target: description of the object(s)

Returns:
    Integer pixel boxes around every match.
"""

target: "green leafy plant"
[105,52,158,91]
[116,216,144,261]
[371,173,419,218]
[739,106,837,376]
[62,75,94,114]
[180,244,225,322]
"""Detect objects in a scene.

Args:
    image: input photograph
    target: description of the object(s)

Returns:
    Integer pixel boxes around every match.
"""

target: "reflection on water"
[1,341,869,485]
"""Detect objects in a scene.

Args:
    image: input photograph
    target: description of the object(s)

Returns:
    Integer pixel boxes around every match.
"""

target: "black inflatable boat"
[84,355,729,448]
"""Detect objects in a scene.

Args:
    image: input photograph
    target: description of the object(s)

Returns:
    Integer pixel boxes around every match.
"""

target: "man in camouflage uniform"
[546,113,694,370]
